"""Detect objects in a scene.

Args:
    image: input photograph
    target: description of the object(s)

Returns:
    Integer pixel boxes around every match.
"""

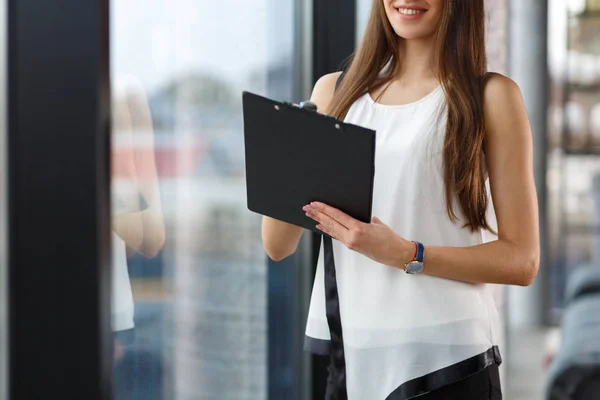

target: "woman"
[112,74,166,347]
[263,0,539,399]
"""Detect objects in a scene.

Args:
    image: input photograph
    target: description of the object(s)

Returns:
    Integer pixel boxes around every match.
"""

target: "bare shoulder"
[310,71,344,114]
[483,72,525,111]
[482,72,530,136]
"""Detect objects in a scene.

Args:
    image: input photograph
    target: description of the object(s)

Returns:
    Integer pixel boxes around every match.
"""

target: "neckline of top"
[365,84,443,109]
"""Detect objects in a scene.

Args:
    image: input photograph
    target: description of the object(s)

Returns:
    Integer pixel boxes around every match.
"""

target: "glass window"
[547,0,600,317]
[110,1,300,398]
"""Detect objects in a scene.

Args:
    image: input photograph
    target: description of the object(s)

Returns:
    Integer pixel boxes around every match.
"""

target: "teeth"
[398,8,423,15]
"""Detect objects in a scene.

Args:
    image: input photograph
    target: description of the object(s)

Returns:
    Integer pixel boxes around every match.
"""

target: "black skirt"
[325,363,502,400]
[418,364,502,400]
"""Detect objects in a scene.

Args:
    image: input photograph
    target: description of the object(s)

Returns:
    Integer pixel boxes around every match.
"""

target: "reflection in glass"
[112,75,166,332]
[111,74,166,400]
[111,0,297,398]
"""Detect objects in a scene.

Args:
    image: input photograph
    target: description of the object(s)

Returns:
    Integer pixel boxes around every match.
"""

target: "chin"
[390,26,436,40]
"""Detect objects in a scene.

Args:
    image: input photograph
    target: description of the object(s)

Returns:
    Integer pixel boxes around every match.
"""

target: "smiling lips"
[394,4,428,20]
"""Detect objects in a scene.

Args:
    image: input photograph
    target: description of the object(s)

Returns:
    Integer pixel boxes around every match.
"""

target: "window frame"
[7,0,112,398]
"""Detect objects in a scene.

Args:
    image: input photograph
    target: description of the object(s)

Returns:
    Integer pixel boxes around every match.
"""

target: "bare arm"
[112,77,165,258]
[262,71,342,261]
[410,73,540,286]
[126,82,166,258]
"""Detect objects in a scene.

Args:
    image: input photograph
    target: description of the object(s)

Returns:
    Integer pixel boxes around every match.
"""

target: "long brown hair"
[329,0,491,232]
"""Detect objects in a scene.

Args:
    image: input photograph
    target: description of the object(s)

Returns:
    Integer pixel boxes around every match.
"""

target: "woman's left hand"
[303,201,413,269]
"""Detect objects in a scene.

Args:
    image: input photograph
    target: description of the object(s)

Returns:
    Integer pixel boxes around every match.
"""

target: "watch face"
[406,261,424,274]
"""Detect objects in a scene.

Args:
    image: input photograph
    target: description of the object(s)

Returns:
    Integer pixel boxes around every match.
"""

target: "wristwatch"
[405,241,425,274]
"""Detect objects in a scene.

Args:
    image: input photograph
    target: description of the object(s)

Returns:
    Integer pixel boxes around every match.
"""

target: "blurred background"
[3,0,600,399]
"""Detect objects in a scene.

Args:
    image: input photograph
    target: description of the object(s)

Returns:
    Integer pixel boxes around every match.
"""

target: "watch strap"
[414,241,424,262]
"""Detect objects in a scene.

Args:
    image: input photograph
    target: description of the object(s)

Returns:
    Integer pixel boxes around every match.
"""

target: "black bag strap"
[334,54,353,91]
[315,63,350,398]
[335,69,347,92]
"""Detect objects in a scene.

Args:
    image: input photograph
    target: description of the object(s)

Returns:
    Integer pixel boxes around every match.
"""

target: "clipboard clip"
[281,100,342,130]
[298,101,318,112]
[280,100,318,113]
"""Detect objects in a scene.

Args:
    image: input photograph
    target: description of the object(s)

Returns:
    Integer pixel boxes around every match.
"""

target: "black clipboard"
[242,91,376,234]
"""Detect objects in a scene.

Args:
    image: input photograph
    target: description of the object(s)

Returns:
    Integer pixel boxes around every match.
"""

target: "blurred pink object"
[543,328,561,370]
[114,339,125,362]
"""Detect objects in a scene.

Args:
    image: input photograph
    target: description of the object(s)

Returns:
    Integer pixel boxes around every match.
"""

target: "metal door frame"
[7,0,112,398]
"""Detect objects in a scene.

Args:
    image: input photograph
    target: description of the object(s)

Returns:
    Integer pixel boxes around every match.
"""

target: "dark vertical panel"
[311,1,356,398]
[268,256,297,399]
[0,0,7,395]
[313,0,356,79]
[8,0,112,398]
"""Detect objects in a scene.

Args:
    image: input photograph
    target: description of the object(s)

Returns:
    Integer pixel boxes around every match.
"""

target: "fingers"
[304,202,370,249]
[304,206,349,241]
[310,202,360,230]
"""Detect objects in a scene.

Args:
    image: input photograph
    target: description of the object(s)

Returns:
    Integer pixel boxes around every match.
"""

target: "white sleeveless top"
[111,231,134,331]
[304,85,503,399]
